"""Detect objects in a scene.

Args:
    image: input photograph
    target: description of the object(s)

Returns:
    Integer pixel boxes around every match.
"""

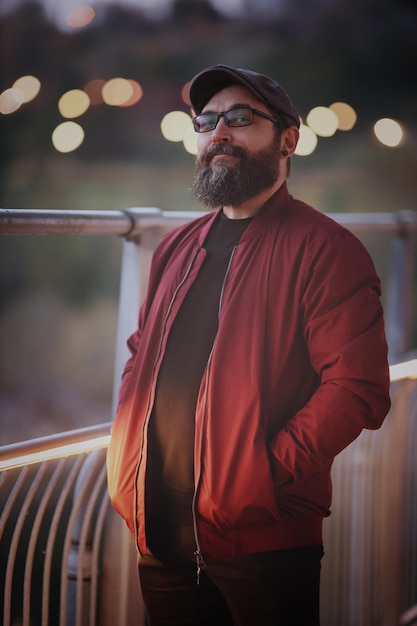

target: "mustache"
[200,143,247,166]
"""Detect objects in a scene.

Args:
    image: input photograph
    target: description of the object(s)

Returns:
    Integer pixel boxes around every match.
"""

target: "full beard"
[192,140,281,209]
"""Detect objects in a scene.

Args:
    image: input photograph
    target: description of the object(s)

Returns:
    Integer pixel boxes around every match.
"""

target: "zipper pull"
[194,549,206,585]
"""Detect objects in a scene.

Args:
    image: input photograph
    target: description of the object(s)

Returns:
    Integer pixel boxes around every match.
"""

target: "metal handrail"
[0,423,112,468]
[1,207,416,237]
[0,209,136,235]
[0,207,202,237]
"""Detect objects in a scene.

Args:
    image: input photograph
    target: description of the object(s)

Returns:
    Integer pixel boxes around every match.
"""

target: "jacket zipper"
[192,245,238,584]
[133,247,201,554]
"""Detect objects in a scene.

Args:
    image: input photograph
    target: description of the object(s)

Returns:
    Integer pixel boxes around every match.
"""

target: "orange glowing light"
[329,102,357,131]
[181,81,192,106]
[67,5,95,28]
[84,79,106,105]
[119,80,143,107]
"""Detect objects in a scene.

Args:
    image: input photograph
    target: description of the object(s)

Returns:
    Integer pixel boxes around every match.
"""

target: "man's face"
[192,85,282,209]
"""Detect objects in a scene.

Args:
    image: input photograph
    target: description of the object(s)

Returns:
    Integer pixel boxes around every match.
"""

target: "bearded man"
[107,65,391,626]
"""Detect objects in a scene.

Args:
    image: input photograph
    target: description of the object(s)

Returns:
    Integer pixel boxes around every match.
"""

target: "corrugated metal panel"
[321,378,417,626]
[0,449,145,626]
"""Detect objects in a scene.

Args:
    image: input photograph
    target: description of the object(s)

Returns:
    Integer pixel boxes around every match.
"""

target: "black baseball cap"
[189,64,300,129]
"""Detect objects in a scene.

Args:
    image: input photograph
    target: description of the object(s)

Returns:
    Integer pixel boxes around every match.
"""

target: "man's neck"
[222,178,285,220]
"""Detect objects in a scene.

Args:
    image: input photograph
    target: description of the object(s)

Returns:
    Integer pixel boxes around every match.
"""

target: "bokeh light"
[306,106,339,137]
[102,78,134,106]
[373,118,403,147]
[181,81,192,107]
[183,127,198,155]
[52,121,85,153]
[84,79,106,105]
[161,110,193,142]
[294,124,318,156]
[58,89,90,118]
[66,5,95,28]
[12,75,41,103]
[119,80,143,107]
[329,102,357,131]
[0,88,25,114]
[209,0,244,18]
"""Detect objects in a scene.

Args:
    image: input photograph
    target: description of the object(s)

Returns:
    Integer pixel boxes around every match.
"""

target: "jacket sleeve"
[116,319,143,406]
[270,228,391,486]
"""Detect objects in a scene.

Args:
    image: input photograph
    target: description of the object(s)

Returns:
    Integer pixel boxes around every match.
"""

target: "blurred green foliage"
[0,234,122,307]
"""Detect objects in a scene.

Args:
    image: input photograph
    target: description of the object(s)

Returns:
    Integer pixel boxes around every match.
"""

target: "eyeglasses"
[192,107,280,133]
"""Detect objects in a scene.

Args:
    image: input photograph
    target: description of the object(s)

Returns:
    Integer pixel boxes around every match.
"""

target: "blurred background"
[1,0,416,444]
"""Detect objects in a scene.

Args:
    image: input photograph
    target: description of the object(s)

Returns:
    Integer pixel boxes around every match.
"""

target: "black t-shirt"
[146,212,252,547]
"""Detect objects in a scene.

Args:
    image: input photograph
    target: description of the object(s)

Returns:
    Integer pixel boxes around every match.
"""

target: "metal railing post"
[386,211,417,360]
[107,209,166,626]
[111,209,164,418]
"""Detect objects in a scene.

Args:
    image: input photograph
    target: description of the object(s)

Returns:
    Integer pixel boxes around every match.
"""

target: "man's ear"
[280,127,299,157]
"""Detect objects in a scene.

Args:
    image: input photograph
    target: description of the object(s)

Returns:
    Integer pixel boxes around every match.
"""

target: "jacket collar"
[241,182,290,242]
[197,182,290,247]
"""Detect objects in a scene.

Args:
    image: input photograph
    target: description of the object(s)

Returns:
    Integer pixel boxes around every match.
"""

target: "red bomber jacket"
[107,183,391,560]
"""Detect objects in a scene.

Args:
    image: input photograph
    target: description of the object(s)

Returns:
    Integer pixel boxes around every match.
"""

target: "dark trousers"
[138,544,324,626]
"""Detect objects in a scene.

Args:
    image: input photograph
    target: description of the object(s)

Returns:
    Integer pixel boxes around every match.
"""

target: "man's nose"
[211,116,231,143]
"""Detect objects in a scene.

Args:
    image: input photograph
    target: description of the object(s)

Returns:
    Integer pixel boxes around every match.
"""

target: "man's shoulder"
[284,197,376,273]
[285,196,358,243]
[287,197,341,229]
